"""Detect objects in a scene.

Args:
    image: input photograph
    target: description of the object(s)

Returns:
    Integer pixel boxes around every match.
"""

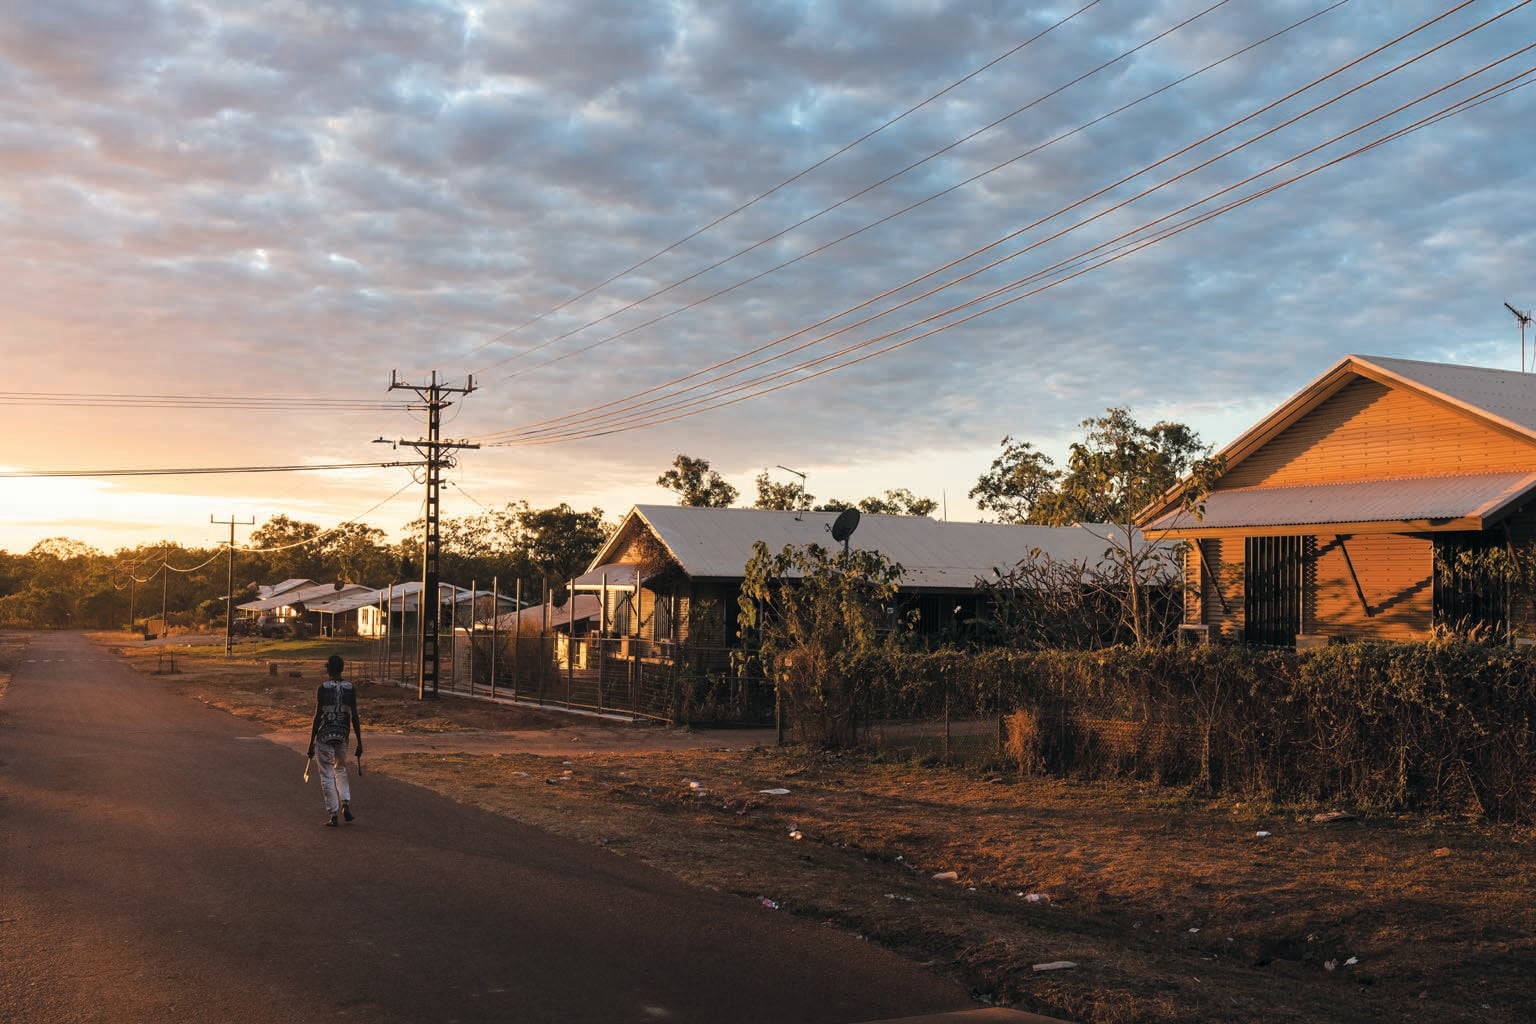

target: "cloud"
[1,0,1533,552]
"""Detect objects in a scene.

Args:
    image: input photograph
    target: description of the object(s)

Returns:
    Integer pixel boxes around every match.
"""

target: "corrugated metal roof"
[487,594,602,631]
[256,579,315,600]
[573,563,647,589]
[1360,355,1536,438]
[305,586,390,616]
[237,581,513,616]
[238,581,363,613]
[1147,471,1536,533]
[598,505,1171,592]
[1139,355,1536,528]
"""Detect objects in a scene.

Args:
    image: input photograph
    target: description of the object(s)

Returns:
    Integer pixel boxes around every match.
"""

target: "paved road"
[0,630,981,1024]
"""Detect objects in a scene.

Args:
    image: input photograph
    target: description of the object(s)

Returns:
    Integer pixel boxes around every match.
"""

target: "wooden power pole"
[211,514,255,656]
[379,371,478,699]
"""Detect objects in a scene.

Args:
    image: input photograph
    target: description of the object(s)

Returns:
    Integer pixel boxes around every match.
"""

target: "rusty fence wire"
[368,626,775,726]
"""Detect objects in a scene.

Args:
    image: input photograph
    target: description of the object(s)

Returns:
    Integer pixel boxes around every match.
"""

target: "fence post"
[450,583,460,695]
[775,681,784,747]
[567,580,576,709]
[997,671,1005,757]
[600,573,608,715]
[490,576,499,699]
[512,578,521,702]
[933,684,946,764]
[539,581,548,706]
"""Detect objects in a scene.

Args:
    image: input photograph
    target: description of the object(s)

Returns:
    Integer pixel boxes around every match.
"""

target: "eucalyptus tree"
[818,489,939,517]
[753,470,814,511]
[971,408,1223,645]
[657,454,739,508]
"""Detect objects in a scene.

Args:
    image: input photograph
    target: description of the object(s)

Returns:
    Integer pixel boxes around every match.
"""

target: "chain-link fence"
[366,626,775,726]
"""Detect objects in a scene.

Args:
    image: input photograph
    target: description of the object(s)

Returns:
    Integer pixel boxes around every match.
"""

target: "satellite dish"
[829,508,861,551]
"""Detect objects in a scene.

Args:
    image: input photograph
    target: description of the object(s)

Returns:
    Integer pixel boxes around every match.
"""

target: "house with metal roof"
[253,579,317,601]
[355,582,519,638]
[581,504,1173,646]
[1140,354,1536,644]
[237,581,366,635]
[237,580,517,638]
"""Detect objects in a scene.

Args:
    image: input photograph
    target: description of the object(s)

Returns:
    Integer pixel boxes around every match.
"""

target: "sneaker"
[325,813,339,827]
[342,803,354,823]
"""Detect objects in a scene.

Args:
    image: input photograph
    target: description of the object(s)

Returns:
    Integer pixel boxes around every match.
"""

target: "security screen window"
[1244,535,1311,646]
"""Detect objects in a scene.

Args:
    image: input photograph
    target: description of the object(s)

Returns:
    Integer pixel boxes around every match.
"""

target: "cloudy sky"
[2,0,1533,554]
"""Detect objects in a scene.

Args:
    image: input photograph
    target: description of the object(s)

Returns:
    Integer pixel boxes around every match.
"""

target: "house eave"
[1158,516,1487,540]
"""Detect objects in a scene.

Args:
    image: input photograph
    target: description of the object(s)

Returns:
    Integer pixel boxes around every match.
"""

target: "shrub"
[873,640,1536,822]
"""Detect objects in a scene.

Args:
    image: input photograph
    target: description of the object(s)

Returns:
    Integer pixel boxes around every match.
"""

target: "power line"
[0,391,405,411]
[616,65,1536,437]
[463,0,1107,372]
[474,0,1235,380]
[485,50,1534,446]
[0,463,423,482]
[238,475,423,554]
[475,1,1496,445]
[477,0,1353,402]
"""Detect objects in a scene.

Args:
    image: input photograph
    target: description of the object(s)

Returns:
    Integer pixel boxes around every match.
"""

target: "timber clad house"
[1140,354,1536,645]
[581,503,1173,648]
[460,505,1174,721]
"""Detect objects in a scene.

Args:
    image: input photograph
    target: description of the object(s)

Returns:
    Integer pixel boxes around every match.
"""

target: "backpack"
[316,679,354,744]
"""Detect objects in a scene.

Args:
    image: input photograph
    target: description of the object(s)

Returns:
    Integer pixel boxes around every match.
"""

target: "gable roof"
[591,505,1171,593]
[238,581,364,613]
[1140,354,1536,534]
[255,578,315,600]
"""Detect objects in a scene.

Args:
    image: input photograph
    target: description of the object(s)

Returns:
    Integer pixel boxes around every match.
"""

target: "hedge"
[850,642,1536,821]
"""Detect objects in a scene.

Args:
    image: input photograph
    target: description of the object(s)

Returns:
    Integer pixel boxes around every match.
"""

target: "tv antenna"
[1505,302,1532,372]
[775,465,807,519]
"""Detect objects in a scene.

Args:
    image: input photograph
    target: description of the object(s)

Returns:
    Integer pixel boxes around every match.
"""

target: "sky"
[2,0,1534,556]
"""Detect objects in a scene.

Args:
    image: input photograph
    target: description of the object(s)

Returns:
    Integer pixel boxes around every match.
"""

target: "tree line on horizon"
[0,407,1213,631]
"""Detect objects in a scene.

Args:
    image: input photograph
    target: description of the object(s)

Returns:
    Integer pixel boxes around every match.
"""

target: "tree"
[736,542,906,749]
[324,522,394,586]
[658,454,738,508]
[518,503,611,590]
[399,502,612,602]
[753,470,814,511]
[815,489,939,517]
[1041,409,1212,526]
[247,515,330,582]
[855,489,938,518]
[972,411,1214,527]
[969,435,1061,524]
[972,409,1222,645]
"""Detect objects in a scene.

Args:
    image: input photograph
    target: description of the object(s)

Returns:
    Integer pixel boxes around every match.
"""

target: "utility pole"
[212,514,255,656]
[378,370,478,699]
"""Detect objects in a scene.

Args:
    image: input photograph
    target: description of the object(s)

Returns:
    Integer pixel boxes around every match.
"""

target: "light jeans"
[314,740,352,815]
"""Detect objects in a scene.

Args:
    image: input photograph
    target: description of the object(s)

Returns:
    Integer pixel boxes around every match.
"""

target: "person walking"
[307,654,363,827]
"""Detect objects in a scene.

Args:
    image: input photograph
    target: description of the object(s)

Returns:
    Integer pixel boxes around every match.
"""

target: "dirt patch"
[99,634,1536,1023]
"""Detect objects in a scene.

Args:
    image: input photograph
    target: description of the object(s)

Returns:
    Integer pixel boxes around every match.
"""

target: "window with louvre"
[1244,535,1312,646]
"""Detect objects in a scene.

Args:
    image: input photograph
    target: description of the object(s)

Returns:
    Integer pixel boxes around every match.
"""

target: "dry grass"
[93,633,1536,1023]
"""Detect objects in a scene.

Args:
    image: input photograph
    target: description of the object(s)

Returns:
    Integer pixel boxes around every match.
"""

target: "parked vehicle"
[256,615,289,638]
